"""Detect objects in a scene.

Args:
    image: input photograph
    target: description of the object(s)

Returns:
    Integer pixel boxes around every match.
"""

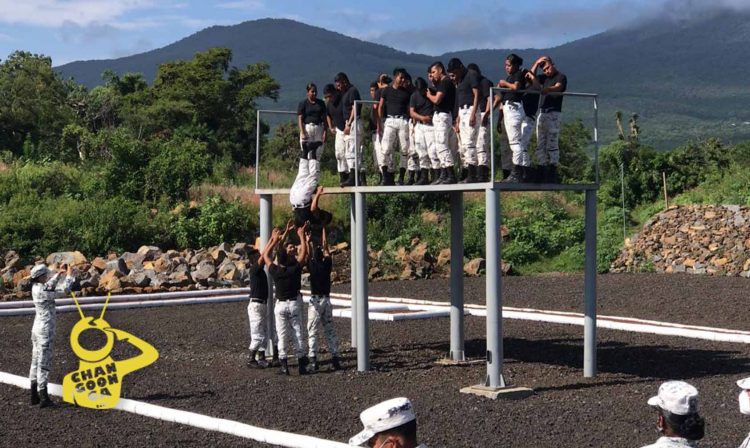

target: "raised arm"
[311,185,324,213]
[262,228,282,266]
[295,222,309,264]
[281,219,295,244]
[322,226,330,257]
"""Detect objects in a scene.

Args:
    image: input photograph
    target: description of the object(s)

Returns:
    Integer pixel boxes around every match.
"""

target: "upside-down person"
[289,143,333,229]
[263,223,311,375]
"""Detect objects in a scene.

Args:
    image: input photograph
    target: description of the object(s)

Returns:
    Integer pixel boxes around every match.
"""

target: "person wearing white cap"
[349,397,427,447]
[641,380,706,448]
[737,377,750,448]
[27,263,75,408]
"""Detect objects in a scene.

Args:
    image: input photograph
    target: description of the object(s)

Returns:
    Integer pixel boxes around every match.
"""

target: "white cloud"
[0,0,158,27]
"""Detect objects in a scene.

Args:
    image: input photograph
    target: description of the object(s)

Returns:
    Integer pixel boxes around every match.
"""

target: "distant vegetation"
[1,48,749,275]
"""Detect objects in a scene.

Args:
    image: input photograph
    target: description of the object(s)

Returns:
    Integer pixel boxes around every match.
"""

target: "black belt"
[540,108,560,113]
[250,298,266,303]
[503,100,521,105]
[387,115,406,119]
[276,297,297,302]
[459,105,473,110]
[304,122,324,125]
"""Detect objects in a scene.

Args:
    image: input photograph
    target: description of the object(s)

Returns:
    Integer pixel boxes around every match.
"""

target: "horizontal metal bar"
[353,100,378,105]
[257,109,297,115]
[255,182,599,195]
[491,87,597,98]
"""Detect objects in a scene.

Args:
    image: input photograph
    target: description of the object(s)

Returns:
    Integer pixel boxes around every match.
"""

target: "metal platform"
[256,181,598,195]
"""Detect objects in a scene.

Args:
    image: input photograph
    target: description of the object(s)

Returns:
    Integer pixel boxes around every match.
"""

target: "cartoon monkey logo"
[62,293,158,409]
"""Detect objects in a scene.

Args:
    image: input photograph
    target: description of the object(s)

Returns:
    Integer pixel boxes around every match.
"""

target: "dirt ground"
[1,273,749,447]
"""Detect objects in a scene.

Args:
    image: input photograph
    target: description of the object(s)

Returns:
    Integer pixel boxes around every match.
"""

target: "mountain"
[57,14,750,148]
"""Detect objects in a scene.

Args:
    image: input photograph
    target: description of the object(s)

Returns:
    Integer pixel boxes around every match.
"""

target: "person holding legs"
[306,226,341,372]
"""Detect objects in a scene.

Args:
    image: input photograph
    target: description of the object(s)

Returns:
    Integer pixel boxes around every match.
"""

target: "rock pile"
[611,204,750,276]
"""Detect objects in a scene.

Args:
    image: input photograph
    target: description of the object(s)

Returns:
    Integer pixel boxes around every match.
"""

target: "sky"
[0,0,747,66]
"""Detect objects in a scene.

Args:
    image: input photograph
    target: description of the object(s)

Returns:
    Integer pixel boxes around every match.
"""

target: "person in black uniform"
[246,238,276,368]
[335,72,366,186]
[467,63,493,182]
[425,61,457,184]
[378,68,413,186]
[263,223,310,375]
[448,58,481,184]
[520,69,540,181]
[495,54,529,183]
[306,226,341,372]
[297,83,327,174]
[324,83,349,186]
[409,77,437,185]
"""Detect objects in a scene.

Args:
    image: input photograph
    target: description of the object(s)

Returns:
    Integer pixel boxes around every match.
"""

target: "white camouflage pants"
[274,299,305,360]
[476,113,490,168]
[413,122,436,169]
[344,119,365,172]
[503,101,530,167]
[307,295,339,357]
[247,301,267,352]
[29,299,56,389]
[458,107,480,167]
[335,128,348,173]
[521,115,536,160]
[432,112,455,168]
[381,117,410,171]
[289,158,318,208]
[372,131,384,170]
[536,111,561,165]
[498,119,513,171]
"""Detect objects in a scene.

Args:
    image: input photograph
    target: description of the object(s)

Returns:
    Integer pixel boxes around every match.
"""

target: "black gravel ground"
[1,273,749,447]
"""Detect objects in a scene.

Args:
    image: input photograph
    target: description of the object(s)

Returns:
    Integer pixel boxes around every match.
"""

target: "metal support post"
[355,192,370,371]
[350,194,357,348]
[484,187,505,387]
[259,194,275,356]
[584,189,598,377]
[449,191,465,361]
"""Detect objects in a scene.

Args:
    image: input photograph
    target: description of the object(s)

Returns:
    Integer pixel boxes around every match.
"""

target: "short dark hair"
[506,53,523,67]
[370,81,379,89]
[334,72,350,83]
[414,77,428,93]
[306,82,317,92]
[393,67,408,78]
[660,409,705,441]
[323,83,336,95]
[373,420,417,446]
[467,63,481,75]
[429,61,445,73]
[447,57,464,73]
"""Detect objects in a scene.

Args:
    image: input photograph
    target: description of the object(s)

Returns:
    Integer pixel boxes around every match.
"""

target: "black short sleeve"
[540,72,567,112]
[503,71,526,103]
[434,78,456,114]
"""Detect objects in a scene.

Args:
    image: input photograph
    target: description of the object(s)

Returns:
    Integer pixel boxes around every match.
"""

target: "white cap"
[349,397,416,446]
[647,381,699,415]
[29,264,50,280]
[737,377,750,390]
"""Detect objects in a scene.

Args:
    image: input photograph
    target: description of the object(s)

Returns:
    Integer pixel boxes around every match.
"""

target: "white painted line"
[0,371,349,448]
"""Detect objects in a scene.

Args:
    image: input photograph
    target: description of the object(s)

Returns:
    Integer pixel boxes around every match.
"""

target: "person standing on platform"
[263,224,310,376]
[378,68,413,186]
[27,263,75,408]
[370,81,384,185]
[409,77,436,185]
[448,58,480,184]
[246,238,276,369]
[425,61,457,184]
[336,72,366,186]
[527,56,568,183]
[306,225,341,372]
[297,83,327,181]
[496,53,529,183]
[324,83,349,186]
[467,63,493,182]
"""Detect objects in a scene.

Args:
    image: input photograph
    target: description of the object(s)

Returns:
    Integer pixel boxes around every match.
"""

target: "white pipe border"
[0,371,350,448]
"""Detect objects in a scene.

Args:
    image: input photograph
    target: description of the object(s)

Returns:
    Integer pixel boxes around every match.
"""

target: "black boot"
[298,356,309,375]
[376,170,383,186]
[429,168,440,185]
[309,355,318,373]
[547,164,560,184]
[478,165,490,182]
[502,165,522,183]
[272,345,279,367]
[247,350,259,368]
[383,169,395,186]
[30,381,39,406]
[339,172,348,186]
[415,168,429,185]
[443,167,457,184]
[38,387,53,408]
[502,169,511,180]
[358,171,367,186]
[300,142,310,159]
[459,165,478,184]
[459,167,468,182]
[307,142,321,160]
[406,170,416,185]
[380,166,390,186]
[396,167,406,186]
[341,169,356,187]
[257,350,268,368]
[520,165,529,183]
[332,356,342,371]
[433,168,446,185]
[279,358,289,375]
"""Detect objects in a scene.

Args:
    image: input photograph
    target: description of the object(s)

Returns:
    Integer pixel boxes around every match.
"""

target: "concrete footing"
[460,385,534,400]
[435,358,484,366]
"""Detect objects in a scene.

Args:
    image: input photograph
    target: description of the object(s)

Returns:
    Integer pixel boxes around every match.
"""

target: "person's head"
[648,381,705,441]
[467,62,481,76]
[402,72,412,90]
[392,67,408,87]
[349,397,419,448]
[334,72,350,91]
[737,377,750,415]
[447,57,465,78]
[306,83,318,101]
[323,83,337,103]
[378,73,392,88]
[542,58,558,77]
[505,53,523,75]
[414,77,428,95]
[28,264,53,284]
[428,61,446,82]
[370,81,379,99]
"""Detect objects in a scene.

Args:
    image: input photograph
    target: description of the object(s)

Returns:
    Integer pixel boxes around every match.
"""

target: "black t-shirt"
[308,256,332,296]
[297,99,327,125]
[521,70,539,119]
[341,85,362,123]
[456,69,480,108]
[381,85,411,117]
[248,263,269,302]
[409,90,433,118]
[326,93,346,131]
[503,70,526,103]
[539,71,568,112]
[269,262,302,300]
[369,88,383,131]
[477,76,493,115]
[433,77,456,114]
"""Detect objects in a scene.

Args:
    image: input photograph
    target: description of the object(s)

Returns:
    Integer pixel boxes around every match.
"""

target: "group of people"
[246,186,341,375]
[297,54,567,187]
[349,378,750,448]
